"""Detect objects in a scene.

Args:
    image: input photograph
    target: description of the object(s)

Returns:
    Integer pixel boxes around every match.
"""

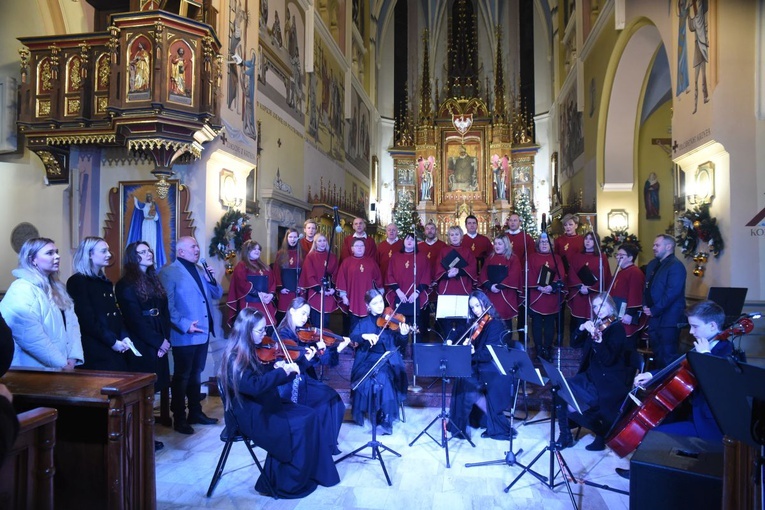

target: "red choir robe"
[299,249,340,314]
[274,247,302,312]
[464,233,492,266]
[385,249,430,311]
[336,255,383,317]
[434,243,478,296]
[566,251,612,319]
[299,237,314,256]
[505,231,536,262]
[340,234,378,261]
[527,252,566,315]
[480,253,522,320]
[377,238,403,279]
[610,264,645,337]
[554,234,584,269]
[418,239,446,303]
[227,261,277,326]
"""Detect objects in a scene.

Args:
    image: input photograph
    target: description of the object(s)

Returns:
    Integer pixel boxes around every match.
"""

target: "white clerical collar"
[353,233,368,239]
[507,229,521,235]
[425,238,439,245]
[385,237,399,244]
[466,232,478,239]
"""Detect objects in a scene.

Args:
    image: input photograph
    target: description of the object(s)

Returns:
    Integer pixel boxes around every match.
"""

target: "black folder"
[576,264,598,287]
[280,268,299,292]
[537,265,554,286]
[246,275,269,303]
[441,249,468,270]
[487,264,508,285]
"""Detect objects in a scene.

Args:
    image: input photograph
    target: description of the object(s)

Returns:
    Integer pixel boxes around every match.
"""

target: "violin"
[376,307,407,331]
[295,326,344,348]
[255,337,302,364]
[589,314,617,340]
[469,314,492,344]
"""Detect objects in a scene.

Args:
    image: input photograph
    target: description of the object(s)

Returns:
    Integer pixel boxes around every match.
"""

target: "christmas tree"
[514,189,538,238]
[392,193,423,238]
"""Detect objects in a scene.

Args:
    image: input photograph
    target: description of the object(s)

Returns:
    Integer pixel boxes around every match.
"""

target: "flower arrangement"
[601,231,642,258]
[676,203,724,258]
[209,210,251,273]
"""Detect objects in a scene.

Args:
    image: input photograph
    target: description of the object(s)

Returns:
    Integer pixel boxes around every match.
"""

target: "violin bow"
[454,303,493,346]
[261,303,298,367]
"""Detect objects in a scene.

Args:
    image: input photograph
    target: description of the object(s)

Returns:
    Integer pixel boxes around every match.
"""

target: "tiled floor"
[154,397,631,510]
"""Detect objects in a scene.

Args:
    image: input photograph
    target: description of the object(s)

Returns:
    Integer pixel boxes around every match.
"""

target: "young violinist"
[299,233,340,328]
[479,236,522,330]
[556,294,631,451]
[349,289,409,435]
[449,290,516,441]
[218,308,340,498]
[277,298,350,455]
[566,231,612,343]
[527,234,566,361]
[227,240,277,330]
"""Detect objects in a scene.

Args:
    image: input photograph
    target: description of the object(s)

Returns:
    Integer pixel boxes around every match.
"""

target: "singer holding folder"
[527,234,566,361]
[434,226,478,340]
[227,239,277,330]
[274,228,304,323]
[479,236,522,329]
[566,232,611,341]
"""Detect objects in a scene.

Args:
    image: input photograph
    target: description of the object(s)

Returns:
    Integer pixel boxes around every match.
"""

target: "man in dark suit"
[0,313,18,465]
[159,237,223,434]
[643,234,687,369]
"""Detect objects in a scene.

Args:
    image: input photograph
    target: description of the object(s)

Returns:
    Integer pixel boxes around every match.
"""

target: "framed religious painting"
[102,180,195,281]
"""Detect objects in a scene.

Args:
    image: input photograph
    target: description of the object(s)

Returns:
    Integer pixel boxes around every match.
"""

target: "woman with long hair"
[528,234,566,361]
[479,236,522,330]
[277,297,350,453]
[448,290,516,441]
[274,228,303,323]
[219,308,340,498]
[0,237,83,368]
[349,288,409,435]
[566,231,612,341]
[227,239,277,329]
[67,236,131,371]
[298,233,339,328]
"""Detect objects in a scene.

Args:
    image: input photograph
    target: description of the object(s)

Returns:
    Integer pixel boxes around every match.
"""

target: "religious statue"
[128,192,167,268]
[170,47,188,97]
[644,172,660,219]
[419,156,434,201]
[129,42,150,93]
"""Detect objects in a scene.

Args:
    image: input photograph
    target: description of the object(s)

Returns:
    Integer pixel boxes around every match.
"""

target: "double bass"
[606,317,755,457]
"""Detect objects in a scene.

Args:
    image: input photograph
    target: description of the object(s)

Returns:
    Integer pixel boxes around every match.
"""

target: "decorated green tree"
[392,193,423,238]
[514,190,538,238]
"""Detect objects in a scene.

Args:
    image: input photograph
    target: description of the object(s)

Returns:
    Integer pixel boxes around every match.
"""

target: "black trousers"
[171,340,209,418]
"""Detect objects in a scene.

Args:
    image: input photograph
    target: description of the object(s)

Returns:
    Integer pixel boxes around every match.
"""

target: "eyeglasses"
[615,253,627,258]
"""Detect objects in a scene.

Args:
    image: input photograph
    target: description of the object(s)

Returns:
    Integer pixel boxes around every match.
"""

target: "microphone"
[298,233,305,240]
[333,206,342,233]
[200,258,216,283]
[541,212,547,232]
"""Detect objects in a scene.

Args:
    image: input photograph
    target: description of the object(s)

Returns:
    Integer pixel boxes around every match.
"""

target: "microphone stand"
[409,227,422,392]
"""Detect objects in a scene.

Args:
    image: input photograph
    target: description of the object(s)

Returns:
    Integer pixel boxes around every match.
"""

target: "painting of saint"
[419,156,434,201]
[168,43,192,105]
[129,42,150,93]
[127,191,168,268]
[447,145,477,192]
[644,172,660,219]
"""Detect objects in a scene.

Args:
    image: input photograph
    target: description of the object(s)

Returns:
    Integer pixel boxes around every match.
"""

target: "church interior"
[1,0,764,508]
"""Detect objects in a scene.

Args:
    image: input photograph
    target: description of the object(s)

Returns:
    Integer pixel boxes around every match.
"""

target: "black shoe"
[188,412,218,425]
[174,421,195,434]
[377,421,393,435]
[555,433,575,449]
[585,436,606,451]
[154,440,165,451]
[615,468,630,480]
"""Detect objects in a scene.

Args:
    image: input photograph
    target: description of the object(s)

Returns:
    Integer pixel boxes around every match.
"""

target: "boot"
[555,402,574,449]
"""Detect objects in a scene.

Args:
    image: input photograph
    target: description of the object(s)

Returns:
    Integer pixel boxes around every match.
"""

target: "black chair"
[206,382,277,499]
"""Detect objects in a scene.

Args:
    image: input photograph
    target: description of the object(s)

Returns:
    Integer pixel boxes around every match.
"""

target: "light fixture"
[219,169,242,208]
[688,161,715,205]
[607,209,629,232]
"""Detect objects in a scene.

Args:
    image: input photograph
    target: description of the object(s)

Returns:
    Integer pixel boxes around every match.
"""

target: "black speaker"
[630,430,724,510]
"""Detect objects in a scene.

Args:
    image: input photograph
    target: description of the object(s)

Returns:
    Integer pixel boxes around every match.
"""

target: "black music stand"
[465,346,546,481]
[335,351,401,486]
[408,343,474,468]
[688,351,765,510]
[505,359,583,508]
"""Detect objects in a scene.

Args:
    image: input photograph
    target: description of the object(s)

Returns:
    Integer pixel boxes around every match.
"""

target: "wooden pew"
[0,407,57,510]
[1,369,156,510]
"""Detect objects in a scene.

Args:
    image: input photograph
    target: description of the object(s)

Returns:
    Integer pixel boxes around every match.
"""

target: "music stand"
[505,359,583,508]
[435,295,469,343]
[408,343,474,468]
[335,351,401,486]
[465,346,547,482]
[688,352,765,510]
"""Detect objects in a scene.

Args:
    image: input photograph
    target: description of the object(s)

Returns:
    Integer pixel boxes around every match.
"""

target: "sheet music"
[124,338,142,357]
[487,345,507,376]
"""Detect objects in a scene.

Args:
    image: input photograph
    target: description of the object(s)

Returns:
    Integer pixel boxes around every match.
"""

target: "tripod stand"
[335,351,401,486]
[408,343,474,467]
[465,346,546,484]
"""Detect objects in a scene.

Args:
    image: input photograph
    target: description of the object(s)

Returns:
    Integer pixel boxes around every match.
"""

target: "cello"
[606,317,755,457]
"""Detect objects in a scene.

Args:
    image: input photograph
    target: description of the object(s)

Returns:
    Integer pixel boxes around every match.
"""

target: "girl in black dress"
[67,236,131,371]
[219,308,339,498]
[349,289,409,435]
[449,290,516,440]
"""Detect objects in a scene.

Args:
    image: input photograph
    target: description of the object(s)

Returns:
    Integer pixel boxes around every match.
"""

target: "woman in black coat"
[67,237,131,371]
[449,290,516,441]
[219,308,339,498]
[556,294,631,451]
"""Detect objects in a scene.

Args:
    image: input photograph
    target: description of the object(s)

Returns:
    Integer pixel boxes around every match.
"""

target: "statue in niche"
[419,156,434,201]
[447,145,477,192]
[644,172,661,219]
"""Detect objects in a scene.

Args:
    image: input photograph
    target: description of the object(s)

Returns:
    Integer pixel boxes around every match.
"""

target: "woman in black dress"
[556,294,630,451]
[349,289,409,435]
[67,237,131,371]
[115,242,171,450]
[277,297,351,454]
[449,290,516,440]
[219,308,339,498]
